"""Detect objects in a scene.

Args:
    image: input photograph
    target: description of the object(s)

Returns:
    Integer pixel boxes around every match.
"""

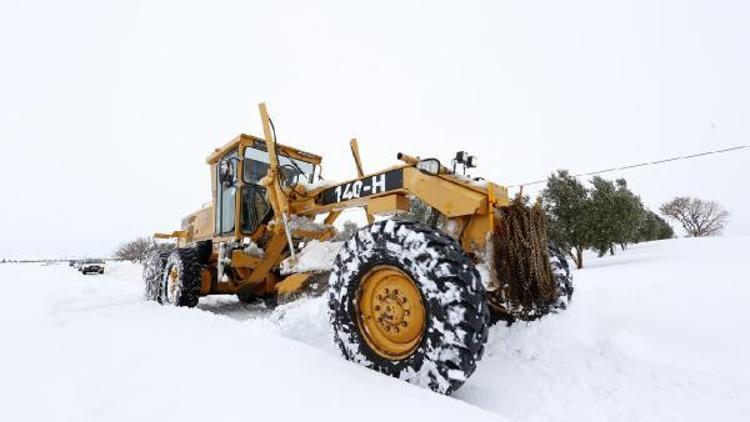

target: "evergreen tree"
[611,179,646,250]
[588,177,648,255]
[636,210,674,241]
[588,177,618,256]
[586,177,674,246]
[653,213,675,240]
[542,170,591,269]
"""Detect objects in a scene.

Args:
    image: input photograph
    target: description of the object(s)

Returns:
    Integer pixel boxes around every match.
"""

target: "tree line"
[543,170,728,268]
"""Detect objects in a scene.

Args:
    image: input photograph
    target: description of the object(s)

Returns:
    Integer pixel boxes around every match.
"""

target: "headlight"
[416,159,441,175]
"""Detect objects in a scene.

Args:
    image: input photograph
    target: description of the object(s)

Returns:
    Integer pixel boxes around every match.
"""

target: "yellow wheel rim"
[356,265,426,360]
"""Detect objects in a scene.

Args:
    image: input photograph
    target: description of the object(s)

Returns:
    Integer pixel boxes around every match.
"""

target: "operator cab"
[211,135,321,237]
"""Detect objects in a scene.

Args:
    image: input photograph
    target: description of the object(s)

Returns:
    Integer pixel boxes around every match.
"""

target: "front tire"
[161,248,202,307]
[328,220,489,395]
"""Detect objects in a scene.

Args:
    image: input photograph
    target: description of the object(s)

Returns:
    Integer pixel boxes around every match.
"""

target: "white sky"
[1,0,748,258]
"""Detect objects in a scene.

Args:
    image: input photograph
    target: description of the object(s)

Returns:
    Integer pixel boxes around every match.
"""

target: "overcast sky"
[1,0,748,258]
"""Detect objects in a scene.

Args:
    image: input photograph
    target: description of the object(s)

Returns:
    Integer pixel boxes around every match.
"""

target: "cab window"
[243,146,314,185]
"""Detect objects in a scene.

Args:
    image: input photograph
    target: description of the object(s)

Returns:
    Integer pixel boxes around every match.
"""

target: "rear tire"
[143,251,170,302]
[488,242,574,325]
[329,220,489,395]
[548,242,573,311]
[162,248,202,307]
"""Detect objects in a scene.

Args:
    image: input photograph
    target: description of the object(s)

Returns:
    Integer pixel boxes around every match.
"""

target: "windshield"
[243,147,315,185]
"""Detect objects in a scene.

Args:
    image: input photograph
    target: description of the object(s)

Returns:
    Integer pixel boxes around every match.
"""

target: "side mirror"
[416,158,441,175]
[219,160,235,186]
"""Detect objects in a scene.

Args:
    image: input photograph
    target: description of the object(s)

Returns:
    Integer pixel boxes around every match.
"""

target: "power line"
[508,144,749,188]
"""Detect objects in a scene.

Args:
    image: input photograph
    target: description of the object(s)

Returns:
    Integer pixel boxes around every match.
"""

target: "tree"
[114,237,174,263]
[588,177,617,256]
[613,179,648,248]
[659,197,729,237]
[588,177,647,256]
[635,210,674,242]
[542,170,592,269]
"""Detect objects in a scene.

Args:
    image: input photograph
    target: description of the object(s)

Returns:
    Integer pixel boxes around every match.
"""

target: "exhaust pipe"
[397,152,419,165]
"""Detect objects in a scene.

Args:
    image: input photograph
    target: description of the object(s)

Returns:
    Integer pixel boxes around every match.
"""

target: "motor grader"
[144,103,573,394]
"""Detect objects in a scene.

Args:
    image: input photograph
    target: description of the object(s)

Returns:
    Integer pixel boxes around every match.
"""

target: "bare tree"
[114,237,174,263]
[659,197,729,237]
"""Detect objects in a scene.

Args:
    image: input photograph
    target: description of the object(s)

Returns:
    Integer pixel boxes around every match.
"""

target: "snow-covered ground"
[1,237,748,421]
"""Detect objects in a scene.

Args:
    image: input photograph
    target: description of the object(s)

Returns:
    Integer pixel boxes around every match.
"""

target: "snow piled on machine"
[287,215,330,232]
[2,236,749,421]
[279,239,343,274]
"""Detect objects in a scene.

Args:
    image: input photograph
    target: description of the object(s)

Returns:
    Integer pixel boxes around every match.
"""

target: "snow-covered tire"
[143,251,170,302]
[328,220,489,395]
[548,242,573,311]
[161,248,202,307]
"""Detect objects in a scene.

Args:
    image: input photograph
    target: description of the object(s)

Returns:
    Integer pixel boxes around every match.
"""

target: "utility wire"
[508,144,749,188]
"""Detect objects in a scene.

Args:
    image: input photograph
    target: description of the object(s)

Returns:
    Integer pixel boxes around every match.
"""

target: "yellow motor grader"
[144,103,573,394]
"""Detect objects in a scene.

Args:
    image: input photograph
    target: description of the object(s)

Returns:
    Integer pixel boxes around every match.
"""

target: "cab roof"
[206,134,322,165]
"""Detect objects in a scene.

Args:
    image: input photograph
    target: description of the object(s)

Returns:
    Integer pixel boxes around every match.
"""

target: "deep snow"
[1,237,748,421]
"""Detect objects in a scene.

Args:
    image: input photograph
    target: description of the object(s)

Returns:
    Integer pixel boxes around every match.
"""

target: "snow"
[2,236,749,421]
[287,214,331,233]
[242,240,264,257]
[0,261,501,422]
[457,236,750,421]
[298,178,338,192]
[280,240,343,274]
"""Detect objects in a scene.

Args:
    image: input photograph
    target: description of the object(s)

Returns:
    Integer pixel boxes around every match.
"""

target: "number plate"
[320,169,403,205]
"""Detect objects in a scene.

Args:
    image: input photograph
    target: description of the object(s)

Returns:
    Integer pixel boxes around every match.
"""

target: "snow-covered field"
[2,237,748,421]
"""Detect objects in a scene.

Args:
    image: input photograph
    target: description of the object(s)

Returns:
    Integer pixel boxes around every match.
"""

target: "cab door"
[215,151,238,236]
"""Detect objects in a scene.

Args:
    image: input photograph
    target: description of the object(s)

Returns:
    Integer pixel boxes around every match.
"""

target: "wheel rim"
[356,265,426,360]
[167,266,180,303]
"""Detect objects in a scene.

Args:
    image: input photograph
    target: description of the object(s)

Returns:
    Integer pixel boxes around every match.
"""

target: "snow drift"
[1,236,748,421]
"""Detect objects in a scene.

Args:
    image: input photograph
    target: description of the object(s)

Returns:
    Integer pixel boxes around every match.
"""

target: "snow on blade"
[279,240,343,274]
